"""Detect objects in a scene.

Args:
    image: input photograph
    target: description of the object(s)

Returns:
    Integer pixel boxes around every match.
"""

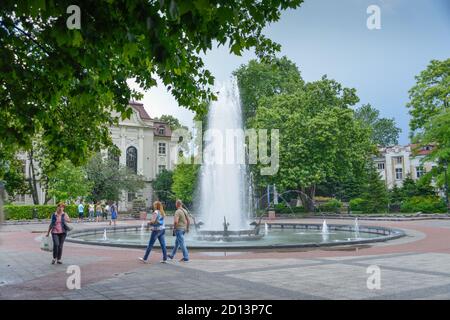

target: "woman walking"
[139,201,167,264]
[46,202,71,265]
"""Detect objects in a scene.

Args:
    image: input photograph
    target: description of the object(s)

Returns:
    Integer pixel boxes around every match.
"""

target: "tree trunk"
[27,150,40,205]
[299,185,316,212]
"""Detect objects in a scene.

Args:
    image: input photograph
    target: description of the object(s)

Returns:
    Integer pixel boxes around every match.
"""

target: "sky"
[130,0,450,145]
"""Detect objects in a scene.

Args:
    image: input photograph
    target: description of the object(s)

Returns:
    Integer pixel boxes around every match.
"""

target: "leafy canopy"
[0,0,303,167]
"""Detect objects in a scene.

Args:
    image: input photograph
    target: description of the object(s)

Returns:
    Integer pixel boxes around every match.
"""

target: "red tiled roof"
[409,143,435,156]
[129,101,152,120]
[153,122,172,137]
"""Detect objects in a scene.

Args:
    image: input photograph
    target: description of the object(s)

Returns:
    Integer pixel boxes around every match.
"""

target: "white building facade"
[11,102,179,211]
[374,144,437,189]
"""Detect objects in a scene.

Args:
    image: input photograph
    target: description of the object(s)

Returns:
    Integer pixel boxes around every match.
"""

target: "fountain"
[102,228,108,241]
[321,220,329,234]
[140,222,145,234]
[354,218,360,239]
[264,223,269,236]
[195,78,260,241]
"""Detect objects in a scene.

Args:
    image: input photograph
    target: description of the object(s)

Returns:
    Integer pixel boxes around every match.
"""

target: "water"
[264,223,269,236]
[354,218,360,239]
[102,228,108,241]
[321,220,329,234]
[80,228,381,248]
[197,79,250,231]
[140,222,145,234]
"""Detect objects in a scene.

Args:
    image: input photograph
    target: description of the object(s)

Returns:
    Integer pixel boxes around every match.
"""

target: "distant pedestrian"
[168,200,190,262]
[103,203,110,221]
[95,202,102,223]
[110,202,118,226]
[77,202,84,223]
[139,201,167,264]
[47,202,71,264]
[88,203,95,221]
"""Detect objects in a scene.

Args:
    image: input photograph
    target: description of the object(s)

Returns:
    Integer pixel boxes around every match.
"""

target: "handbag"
[63,221,73,232]
[40,235,53,252]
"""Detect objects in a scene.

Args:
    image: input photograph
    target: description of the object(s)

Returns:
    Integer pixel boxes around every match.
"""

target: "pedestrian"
[103,203,110,222]
[110,202,117,226]
[88,202,95,221]
[139,201,168,264]
[77,201,84,223]
[46,202,71,264]
[95,202,102,223]
[168,199,190,262]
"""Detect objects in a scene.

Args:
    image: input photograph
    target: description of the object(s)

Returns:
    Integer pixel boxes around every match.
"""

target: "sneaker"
[138,257,148,264]
[51,259,56,265]
[167,255,173,260]
[160,260,167,264]
[179,258,189,262]
[57,260,63,264]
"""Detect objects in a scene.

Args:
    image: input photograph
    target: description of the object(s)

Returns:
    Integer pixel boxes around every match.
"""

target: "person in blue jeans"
[139,201,167,264]
[168,200,190,262]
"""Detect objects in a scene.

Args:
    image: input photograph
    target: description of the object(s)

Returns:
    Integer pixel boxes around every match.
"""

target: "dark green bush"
[4,205,79,220]
[400,196,447,213]
[349,198,369,212]
[318,199,342,213]
[274,203,305,214]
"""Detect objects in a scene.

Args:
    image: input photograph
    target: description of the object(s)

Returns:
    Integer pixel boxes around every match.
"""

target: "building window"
[158,127,165,135]
[21,160,26,175]
[395,168,403,180]
[377,162,385,170]
[158,165,166,174]
[126,146,138,174]
[416,166,425,178]
[128,192,135,202]
[395,156,403,164]
[158,142,166,155]
[108,151,120,166]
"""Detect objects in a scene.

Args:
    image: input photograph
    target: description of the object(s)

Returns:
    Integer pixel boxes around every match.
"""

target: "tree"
[251,76,374,211]
[407,58,450,134]
[85,153,145,202]
[360,163,389,213]
[354,104,401,146]
[171,159,199,207]
[0,0,303,167]
[1,156,29,200]
[233,56,304,125]
[152,169,174,207]
[47,160,92,202]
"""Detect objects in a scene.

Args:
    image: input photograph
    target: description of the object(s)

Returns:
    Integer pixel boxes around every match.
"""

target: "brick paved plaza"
[1,218,450,300]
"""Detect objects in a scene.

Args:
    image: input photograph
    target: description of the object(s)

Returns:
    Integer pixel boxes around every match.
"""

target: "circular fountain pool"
[66,223,405,249]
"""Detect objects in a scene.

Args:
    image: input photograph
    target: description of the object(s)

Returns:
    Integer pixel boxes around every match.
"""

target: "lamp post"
[443,160,449,214]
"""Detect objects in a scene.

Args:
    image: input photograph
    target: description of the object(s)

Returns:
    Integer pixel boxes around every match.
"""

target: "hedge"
[318,199,342,213]
[273,203,306,214]
[349,198,368,212]
[400,196,447,213]
[4,205,79,220]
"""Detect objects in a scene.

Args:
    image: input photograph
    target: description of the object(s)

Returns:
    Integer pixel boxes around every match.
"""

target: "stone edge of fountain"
[65,223,406,250]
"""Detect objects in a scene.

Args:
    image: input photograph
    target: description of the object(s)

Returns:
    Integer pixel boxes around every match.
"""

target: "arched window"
[126,146,137,174]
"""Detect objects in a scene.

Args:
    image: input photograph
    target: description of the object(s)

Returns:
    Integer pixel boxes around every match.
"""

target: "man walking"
[168,200,190,262]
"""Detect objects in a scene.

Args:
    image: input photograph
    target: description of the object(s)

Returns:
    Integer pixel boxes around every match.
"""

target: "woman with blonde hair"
[139,201,168,263]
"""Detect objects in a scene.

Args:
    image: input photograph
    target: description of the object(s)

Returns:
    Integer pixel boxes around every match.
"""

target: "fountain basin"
[65,223,405,250]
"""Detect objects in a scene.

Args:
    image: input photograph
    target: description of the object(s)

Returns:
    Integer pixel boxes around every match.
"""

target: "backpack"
[152,211,164,227]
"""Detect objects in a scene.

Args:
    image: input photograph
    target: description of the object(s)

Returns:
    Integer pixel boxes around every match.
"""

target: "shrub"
[349,198,369,212]
[400,196,447,213]
[273,203,305,214]
[318,199,342,213]
[4,205,79,220]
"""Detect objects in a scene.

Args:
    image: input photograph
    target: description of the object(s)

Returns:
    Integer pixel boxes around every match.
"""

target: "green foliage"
[273,203,305,214]
[85,153,145,202]
[2,156,29,199]
[407,58,450,133]
[171,159,199,206]
[349,198,369,212]
[360,164,389,213]
[251,75,374,210]
[152,169,174,208]
[318,199,342,213]
[47,160,92,202]
[400,196,447,213]
[0,0,303,167]
[4,205,78,220]
[233,56,304,124]
[354,104,401,146]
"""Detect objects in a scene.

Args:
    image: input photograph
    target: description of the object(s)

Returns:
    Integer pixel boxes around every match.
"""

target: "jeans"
[52,233,66,260]
[143,229,167,261]
[170,229,189,260]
